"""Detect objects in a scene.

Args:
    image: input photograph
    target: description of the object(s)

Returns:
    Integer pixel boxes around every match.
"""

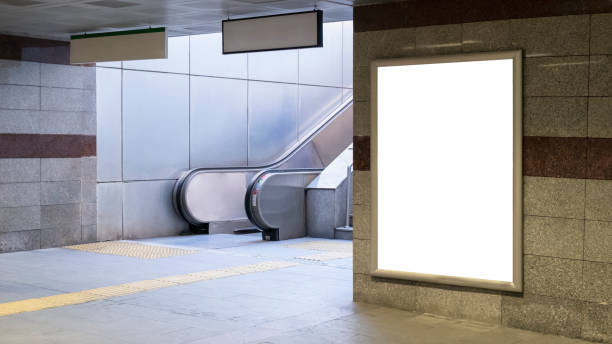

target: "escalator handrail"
[174,96,353,224]
[244,168,324,230]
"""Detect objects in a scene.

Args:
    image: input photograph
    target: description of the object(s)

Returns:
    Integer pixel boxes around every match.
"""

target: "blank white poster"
[375,57,516,284]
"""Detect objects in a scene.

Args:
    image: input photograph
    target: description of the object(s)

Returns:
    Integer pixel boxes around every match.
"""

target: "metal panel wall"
[96,67,122,182]
[123,36,189,74]
[342,21,353,89]
[248,49,298,83]
[248,81,298,166]
[97,182,123,241]
[190,76,248,168]
[122,70,189,180]
[190,33,247,79]
[298,85,342,139]
[123,180,188,239]
[95,21,353,240]
[299,22,343,87]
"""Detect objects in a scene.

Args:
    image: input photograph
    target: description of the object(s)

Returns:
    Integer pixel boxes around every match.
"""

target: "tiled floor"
[0,234,595,343]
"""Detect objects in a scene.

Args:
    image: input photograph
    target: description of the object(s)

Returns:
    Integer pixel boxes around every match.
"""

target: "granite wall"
[0,36,96,253]
[353,2,612,342]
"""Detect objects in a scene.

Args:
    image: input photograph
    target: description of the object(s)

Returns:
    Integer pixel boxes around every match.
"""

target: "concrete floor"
[0,234,595,344]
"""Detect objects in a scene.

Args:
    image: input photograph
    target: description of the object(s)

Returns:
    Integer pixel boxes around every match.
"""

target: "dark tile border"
[0,134,96,158]
[355,0,612,32]
[523,136,587,179]
[587,138,612,180]
[0,34,69,65]
[354,135,370,171]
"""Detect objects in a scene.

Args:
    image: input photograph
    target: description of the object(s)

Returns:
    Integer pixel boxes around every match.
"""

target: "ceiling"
[0,0,384,41]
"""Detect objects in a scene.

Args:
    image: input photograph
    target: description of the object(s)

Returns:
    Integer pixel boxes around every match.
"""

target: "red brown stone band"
[0,34,70,65]
[355,135,612,181]
[524,136,612,180]
[354,0,612,32]
[0,134,96,158]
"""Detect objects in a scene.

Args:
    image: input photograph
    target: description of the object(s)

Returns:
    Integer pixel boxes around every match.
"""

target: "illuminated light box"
[370,51,523,292]
[70,28,167,64]
[222,10,322,54]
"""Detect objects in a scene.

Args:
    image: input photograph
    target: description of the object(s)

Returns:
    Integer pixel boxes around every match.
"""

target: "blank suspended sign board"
[222,10,322,54]
[70,28,167,64]
[370,51,523,292]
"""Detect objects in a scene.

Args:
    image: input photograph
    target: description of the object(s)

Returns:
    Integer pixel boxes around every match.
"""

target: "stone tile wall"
[0,56,96,253]
[353,11,612,343]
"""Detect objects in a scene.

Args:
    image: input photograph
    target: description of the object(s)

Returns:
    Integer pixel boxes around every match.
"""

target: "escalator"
[172,97,353,236]
[244,169,323,241]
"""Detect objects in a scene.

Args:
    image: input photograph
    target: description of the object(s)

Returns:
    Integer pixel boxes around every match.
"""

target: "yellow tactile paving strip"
[64,241,198,259]
[287,240,353,254]
[0,261,297,317]
[295,251,353,261]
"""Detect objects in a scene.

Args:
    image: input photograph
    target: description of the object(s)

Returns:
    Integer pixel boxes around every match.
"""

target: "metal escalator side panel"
[181,171,255,225]
[176,98,353,225]
[244,170,268,230]
[246,169,322,239]
[311,102,353,166]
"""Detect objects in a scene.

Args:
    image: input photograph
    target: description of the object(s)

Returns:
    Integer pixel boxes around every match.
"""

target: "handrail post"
[345,162,353,227]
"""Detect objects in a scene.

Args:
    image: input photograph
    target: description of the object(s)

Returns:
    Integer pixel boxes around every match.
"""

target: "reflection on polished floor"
[0,234,593,343]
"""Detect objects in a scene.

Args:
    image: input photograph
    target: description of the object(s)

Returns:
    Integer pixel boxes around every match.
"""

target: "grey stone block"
[510,15,589,57]
[524,177,585,219]
[501,294,584,338]
[38,111,89,135]
[524,97,587,137]
[82,224,97,243]
[41,158,81,181]
[591,13,612,55]
[41,64,95,90]
[523,216,584,260]
[582,261,612,303]
[81,157,96,181]
[524,56,589,97]
[81,202,96,226]
[41,223,81,248]
[582,302,612,343]
[353,203,370,240]
[588,97,612,138]
[523,255,583,300]
[353,101,370,137]
[354,67,369,102]
[41,87,95,112]
[416,286,502,324]
[590,55,612,97]
[97,182,123,242]
[0,206,40,233]
[0,109,39,134]
[0,60,40,86]
[584,220,612,263]
[586,179,612,221]
[40,181,81,205]
[306,189,335,239]
[415,24,462,56]
[81,111,96,135]
[0,183,40,207]
[354,28,416,68]
[0,85,40,110]
[354,273,417,311]
[81,180,96,203]
[0,230,40,253]
[41,203,81,229]
[353,171,370,206]
[353,239,369,274]
[0,158,40,183]
[462,20,512,53]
